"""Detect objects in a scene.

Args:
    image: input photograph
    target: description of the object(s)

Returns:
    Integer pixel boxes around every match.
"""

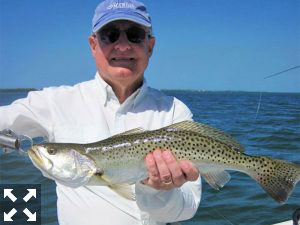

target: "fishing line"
[251,65,300,224]
[215,66,300,225]
[203,172,241,225]
[254,65,300,120]
[204,193,239,225]
[255,92,263,120]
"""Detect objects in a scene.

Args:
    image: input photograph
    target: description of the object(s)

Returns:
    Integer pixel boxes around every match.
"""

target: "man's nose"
[114,32,131,51]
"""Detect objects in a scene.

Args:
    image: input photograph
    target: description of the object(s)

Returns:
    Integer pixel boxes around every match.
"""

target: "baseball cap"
[92,0,152,33]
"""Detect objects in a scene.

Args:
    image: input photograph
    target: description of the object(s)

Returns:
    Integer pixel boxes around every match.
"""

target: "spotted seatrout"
[28,121,300,203]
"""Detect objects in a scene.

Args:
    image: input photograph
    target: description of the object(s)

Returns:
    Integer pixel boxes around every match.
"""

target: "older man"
[0,0,201,224]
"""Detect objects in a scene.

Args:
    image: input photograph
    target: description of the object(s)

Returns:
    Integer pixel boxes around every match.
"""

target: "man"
[0,0,201,224]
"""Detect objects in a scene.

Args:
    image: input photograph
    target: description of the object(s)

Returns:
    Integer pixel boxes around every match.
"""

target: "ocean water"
[0,90,299,225]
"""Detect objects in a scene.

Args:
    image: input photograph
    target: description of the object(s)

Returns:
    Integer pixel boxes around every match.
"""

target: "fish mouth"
[28,146,44,169]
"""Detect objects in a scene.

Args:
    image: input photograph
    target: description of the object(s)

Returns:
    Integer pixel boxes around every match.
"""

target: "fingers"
[144,148,199,190]
[144,149,174,190]
[144,152,161,189]
[153,149,173,184]
[161,151,185,187]
[179,160,199,181]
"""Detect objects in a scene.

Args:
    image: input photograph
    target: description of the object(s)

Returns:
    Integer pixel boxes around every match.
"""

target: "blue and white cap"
[92,0,152,33]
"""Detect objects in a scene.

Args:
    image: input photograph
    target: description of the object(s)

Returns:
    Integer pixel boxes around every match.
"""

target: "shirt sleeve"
[135,177,201,223]
[0,90,53,140]
[172,97,193,123]
[135,98,202,223]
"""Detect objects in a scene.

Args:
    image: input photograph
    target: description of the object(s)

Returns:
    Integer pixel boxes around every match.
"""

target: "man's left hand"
[142,148,199,190]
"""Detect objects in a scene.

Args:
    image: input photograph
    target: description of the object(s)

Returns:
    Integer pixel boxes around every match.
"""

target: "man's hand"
[142,148,199,190]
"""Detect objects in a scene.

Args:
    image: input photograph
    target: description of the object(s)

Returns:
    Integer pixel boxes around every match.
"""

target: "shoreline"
[0,88,299,94]
[0,88,38,92]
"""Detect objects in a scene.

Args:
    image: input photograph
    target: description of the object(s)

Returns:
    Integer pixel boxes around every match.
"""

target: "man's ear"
[89,36,97,57]
[148,37,155,57]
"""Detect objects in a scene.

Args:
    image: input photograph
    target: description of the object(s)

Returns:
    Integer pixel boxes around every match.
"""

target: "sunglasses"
[97,26,150,44]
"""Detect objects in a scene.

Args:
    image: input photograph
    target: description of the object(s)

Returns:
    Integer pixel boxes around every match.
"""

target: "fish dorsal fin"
[112,127,145,137]
[164,120,245,152]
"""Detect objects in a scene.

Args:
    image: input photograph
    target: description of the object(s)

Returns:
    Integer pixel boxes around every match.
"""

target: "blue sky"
[0,0,299,92]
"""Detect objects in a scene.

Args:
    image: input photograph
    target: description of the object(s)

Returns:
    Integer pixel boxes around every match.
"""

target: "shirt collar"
[94,72,148,110]
[94,72,106,104]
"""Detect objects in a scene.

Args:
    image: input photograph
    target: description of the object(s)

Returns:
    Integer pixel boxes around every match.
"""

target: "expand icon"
[4,189,37,221]
[1,184,41,224]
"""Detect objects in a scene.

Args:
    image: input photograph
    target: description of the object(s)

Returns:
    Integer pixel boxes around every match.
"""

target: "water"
[0,90,299,225]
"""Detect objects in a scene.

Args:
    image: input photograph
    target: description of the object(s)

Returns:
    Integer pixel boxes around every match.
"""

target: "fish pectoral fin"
[109,183,136,201]
[88,174,136,200]
[201,169,231,190]
[88,174,110,186]
[99,175,136,201]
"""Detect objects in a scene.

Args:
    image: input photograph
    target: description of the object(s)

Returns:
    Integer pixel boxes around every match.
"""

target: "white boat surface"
[272,220,295,225]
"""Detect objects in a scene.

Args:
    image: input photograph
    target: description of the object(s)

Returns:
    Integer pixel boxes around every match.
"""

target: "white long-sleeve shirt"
[0,73,201,225]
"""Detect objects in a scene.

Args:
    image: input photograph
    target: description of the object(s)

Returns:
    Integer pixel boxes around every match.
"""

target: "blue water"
[0,90,299,225]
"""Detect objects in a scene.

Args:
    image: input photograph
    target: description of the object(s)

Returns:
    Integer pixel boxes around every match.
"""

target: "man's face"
[89,20,155,87]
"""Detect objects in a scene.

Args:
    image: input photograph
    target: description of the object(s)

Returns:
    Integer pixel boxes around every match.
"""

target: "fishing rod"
[263,65,300,80]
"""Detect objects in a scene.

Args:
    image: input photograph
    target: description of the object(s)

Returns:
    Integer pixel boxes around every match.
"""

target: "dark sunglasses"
[97,26,150,44]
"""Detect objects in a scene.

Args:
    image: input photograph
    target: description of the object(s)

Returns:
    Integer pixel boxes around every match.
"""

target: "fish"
[27,120,300,203]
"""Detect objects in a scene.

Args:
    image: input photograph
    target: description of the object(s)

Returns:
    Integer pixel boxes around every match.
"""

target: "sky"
[0,0,299,92]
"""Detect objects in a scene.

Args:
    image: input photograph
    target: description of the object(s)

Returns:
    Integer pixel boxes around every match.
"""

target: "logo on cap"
[107,3,135,10]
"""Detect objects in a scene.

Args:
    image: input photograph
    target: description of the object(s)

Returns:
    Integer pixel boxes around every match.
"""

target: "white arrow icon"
[23,189,36,202]
[4,208,17,221]
[4,189,17,202]
[23,208,36,221]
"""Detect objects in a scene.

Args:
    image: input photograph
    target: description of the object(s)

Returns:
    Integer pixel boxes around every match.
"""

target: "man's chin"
[110,67,137,78]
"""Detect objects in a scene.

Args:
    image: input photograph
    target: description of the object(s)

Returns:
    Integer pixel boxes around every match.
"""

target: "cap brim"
[92,12,151,33]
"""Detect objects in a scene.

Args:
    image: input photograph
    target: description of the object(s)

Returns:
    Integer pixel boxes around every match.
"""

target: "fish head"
[28,144,97,187]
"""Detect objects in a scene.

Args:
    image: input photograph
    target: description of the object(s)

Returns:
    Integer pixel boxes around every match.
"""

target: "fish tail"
[249,157,300,203]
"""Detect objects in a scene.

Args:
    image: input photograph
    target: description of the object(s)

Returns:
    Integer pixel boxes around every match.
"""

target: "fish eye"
[48,148,57,155]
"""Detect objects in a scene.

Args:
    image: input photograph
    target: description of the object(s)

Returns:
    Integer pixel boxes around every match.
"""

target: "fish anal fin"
[201,169,231,190]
